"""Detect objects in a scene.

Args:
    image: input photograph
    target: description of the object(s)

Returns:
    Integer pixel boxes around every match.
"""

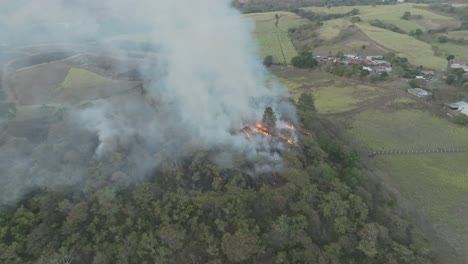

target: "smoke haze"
[0,0,296,203]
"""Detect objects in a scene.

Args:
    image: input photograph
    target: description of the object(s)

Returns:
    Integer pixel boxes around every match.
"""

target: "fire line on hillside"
[240,121,312,146]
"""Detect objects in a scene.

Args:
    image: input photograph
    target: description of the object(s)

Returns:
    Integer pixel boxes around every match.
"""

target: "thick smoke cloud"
[0,0,296,204]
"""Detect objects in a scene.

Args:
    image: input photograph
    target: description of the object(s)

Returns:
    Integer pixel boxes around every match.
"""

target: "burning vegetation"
[240,107,312,146]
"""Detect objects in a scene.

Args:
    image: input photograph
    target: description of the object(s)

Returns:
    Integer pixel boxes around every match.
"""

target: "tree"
[412,29,423,39]
[262,107,277,134]
[438,36,449,43]
[446,74,456,85]
[263,55,273,67]
[401,11,411,20]
[446,54,454,63]
[298,93,316,114]
[351,16,361,23]
[291,52,318,69]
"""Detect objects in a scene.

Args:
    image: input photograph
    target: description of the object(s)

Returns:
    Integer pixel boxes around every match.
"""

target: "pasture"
[245,12,310,64]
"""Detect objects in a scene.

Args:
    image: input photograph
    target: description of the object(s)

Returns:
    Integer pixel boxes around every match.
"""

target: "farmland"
[245,12,310,64]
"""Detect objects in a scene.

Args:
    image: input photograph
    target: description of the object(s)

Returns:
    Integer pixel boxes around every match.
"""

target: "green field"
[377,156,468,263]
[357,23,447,71]
[303,4,457,32]
[349,109,468,150]
[245,12,310,64]
[313,85,376,113]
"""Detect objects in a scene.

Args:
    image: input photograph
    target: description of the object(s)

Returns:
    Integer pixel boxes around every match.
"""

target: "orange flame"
[240,121,313,146]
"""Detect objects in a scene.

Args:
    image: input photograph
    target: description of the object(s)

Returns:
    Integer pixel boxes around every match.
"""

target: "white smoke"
[0,0,297,203]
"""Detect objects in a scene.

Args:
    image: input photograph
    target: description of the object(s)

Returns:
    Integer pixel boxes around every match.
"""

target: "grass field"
[357,23,447,71]
[377,156,468,262]
[349,109,468,150]
[245,12,310,64]
[313,85,376,113]
[303,4,457,32]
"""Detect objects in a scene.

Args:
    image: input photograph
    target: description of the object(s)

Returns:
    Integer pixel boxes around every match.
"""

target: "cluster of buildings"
[314,54,393,73]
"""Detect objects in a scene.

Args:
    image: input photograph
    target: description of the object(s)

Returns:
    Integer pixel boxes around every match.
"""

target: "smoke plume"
[0,0,297,204]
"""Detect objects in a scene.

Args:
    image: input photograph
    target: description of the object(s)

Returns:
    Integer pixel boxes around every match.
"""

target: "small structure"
[362,66,373,72]
[421,70,434,76]
[408,88,432,98]
[415,75,426,80]
[366,55,383,60]
[445,101,468,111]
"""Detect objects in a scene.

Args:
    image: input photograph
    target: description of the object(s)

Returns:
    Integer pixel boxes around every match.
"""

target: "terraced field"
[245,12,310,64]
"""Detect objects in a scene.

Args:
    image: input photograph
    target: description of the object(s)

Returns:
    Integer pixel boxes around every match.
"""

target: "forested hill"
[0,95,439,263]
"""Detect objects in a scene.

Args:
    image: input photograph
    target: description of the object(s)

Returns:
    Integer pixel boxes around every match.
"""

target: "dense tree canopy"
[0,93,440,263]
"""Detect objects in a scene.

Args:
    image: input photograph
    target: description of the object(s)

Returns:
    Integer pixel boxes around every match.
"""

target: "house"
[408,88,432,98]
[445,101,468,111]
[362,66,373,72]
[366,55,383,60]
[415,75,426,80]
